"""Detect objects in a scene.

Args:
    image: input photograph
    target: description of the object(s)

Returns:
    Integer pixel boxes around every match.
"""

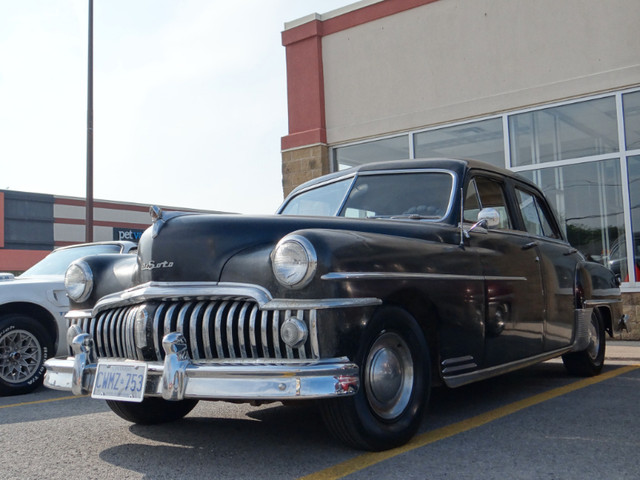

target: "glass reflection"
[509,97,618,166]
[335,136,410,169]
[627,155,640,282]
[624,91,640,151]
[414,118,505,167]
[521,159,626,277]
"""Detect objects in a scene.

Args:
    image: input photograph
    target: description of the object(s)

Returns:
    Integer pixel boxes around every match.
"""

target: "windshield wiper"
[361,214,439,220]
[389,214,440,220]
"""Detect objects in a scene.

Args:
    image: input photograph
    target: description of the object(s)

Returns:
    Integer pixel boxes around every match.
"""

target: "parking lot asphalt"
[606,340,640,361]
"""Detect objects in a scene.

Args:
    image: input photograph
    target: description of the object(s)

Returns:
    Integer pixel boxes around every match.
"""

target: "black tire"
[106,397,199,424]
[319,306,431,451]
[0,314,53,396]
[562,309,605,377]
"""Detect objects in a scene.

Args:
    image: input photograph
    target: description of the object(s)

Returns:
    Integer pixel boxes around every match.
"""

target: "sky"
[0,0,355,214]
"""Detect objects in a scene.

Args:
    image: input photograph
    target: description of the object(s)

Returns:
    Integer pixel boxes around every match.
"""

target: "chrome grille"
[69,300,318,361]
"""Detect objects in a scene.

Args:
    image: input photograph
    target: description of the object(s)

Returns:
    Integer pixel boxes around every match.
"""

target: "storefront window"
[414,118,505,167]
[335,135,409,169]
[624,91,640,151]
[509,97,619,166]
[328,89,640,285]
[522,159,626,277]
[627,155,640,282]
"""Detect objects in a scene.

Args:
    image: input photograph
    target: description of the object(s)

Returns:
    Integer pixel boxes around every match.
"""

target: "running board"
[442,346,573,388]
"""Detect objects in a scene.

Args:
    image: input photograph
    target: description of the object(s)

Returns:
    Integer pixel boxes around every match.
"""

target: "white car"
[0,241,137,396]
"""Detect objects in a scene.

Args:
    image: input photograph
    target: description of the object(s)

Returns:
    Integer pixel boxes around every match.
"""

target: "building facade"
[281,0,640,336]
[0,189,216,273]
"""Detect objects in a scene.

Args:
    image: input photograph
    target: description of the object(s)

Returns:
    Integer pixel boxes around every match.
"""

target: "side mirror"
[477,208,500,228]
[465,208,500,237]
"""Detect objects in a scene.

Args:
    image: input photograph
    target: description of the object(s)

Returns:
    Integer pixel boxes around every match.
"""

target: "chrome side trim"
[262,298,382,310]
[442,347,573,388]
[583,298,622,307]
[441,355,478,374]
[441,355,475,366]
[322,272,527,282]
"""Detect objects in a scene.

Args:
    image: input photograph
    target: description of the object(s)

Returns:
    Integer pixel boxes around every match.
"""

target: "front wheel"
[319,306,431,451]
[106,397,199,424]
[562,309,605,377]
[0,314,53,396]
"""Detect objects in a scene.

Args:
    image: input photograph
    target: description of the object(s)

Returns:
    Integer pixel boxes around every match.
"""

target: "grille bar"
[70,300,318,362]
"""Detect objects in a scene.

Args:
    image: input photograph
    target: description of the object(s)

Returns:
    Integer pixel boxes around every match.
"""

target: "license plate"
[92,361,148,402]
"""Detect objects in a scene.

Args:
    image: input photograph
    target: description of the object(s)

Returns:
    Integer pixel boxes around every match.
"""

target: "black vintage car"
[44,158,624,451]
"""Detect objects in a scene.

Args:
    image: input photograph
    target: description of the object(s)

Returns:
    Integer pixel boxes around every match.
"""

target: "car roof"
[52,241,137,254]
[287,158,533,197]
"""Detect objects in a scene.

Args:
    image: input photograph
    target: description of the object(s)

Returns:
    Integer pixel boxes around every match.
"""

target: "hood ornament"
[150,206,195,238]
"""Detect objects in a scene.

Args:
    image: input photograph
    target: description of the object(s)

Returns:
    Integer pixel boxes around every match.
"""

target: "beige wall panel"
[93,226,119,242]
[53,223,135,244]
[93,208,150,224]
[54,204,151,224]
[53,224,86,244]
[53,204,85,220]
[322,0,640,144]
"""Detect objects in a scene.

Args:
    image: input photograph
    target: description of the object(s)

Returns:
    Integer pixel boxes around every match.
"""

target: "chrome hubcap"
[0,329,42,384]
[364,332,414,420]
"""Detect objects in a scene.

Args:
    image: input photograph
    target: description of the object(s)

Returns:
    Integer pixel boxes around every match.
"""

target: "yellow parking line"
[0,394,87,409]
[300,364,640,480]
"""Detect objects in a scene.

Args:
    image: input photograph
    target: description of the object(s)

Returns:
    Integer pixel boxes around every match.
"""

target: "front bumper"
[44,330,359,402]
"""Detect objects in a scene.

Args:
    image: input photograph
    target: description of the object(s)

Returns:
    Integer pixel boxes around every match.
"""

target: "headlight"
[271,235,317,289]
[65,261,93,302]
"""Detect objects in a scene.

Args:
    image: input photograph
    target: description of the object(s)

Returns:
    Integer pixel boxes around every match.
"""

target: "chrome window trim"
[338,168,458,222]
[280,168,458,222]
[277,174,357,215]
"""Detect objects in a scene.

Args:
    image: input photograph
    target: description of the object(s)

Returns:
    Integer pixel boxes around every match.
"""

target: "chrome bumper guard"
[44,330,359,401]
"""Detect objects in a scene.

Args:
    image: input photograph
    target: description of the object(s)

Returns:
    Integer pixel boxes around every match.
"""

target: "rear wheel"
[0,314,53,396]
[562,309,605,377]
[106,397,199,424]
[320,306,431,451]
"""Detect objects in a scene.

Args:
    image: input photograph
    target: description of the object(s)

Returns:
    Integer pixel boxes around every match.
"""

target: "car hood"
[136,213,454,283]
[0,275,63,286]
[0,274,67,305]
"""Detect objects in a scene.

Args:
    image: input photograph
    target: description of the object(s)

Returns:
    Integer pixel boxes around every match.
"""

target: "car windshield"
[281,171,455,220]
[20,244,122,277]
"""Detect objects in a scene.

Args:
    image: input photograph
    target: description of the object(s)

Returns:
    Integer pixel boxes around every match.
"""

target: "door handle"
[522,241,538,250]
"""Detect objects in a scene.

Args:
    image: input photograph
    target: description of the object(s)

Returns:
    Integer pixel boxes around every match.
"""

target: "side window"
[463,179,481,223]
[515,188,559,238]
[473,176,512,229]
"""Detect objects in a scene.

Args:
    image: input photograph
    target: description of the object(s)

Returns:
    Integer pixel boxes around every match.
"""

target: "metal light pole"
[86,0,94,242]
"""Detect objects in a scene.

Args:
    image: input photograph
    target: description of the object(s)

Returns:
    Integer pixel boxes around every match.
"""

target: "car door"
[513,185,577,351]
[464,174,545,367]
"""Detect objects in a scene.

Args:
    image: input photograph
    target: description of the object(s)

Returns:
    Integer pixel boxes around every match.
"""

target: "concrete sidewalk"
[606,341,640,362]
